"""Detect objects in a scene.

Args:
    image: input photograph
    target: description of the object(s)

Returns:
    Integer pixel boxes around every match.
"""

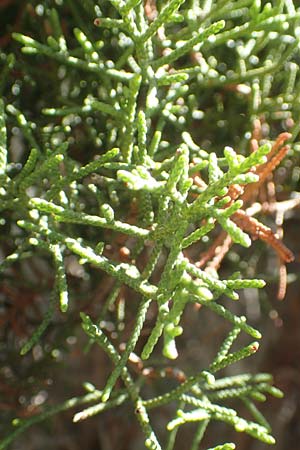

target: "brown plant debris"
[194,130,296,299]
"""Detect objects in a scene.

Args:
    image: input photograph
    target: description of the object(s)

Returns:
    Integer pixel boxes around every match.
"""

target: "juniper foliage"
[1,1,299,449]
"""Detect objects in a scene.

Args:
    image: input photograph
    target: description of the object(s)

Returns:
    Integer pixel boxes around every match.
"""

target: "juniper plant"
[1,1,299,449]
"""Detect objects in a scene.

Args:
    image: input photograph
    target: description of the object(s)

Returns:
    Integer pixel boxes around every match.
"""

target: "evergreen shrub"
[1,1,300,449]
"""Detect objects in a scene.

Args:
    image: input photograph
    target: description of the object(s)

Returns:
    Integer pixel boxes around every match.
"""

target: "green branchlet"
[0,99,7,178]
[0,1,296,449]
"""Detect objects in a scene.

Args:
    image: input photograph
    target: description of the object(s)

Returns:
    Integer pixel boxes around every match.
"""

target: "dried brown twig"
[194,130,297,298]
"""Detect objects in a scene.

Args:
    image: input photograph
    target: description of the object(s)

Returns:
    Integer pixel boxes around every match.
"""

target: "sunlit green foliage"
[1,1,299,449]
